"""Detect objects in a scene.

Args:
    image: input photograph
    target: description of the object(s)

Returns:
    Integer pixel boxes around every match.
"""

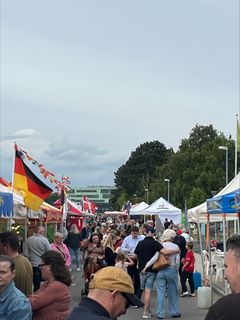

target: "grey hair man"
[24,226,51,292]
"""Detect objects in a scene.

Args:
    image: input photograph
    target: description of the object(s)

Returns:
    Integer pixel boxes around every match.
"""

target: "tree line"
[110,124,239,211]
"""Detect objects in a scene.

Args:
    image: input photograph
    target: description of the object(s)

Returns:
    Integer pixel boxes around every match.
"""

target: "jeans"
[156,266,180,318]
[68,247,80,268]
[32,266,42,292]
[140,272,156,291]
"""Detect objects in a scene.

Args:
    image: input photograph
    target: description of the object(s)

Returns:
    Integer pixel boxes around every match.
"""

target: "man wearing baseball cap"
[67,266,144,320]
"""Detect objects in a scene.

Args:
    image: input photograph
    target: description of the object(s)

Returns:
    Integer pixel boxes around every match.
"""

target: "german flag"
[14,149,53,211]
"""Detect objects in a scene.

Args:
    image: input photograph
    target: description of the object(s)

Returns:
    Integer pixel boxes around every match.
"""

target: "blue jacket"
[0,281,32,320]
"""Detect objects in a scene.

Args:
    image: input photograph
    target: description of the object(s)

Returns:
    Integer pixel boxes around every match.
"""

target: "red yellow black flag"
[14,149,53,211]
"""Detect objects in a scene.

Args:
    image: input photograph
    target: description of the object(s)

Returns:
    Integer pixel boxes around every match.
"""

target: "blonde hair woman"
[102,233,117,267]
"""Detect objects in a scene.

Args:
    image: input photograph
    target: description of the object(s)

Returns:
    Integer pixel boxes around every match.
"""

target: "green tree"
[113,141,173,208]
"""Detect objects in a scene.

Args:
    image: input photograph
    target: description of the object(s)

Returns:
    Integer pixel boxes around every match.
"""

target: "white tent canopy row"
[130,197,181,225]
[188,172,240,223]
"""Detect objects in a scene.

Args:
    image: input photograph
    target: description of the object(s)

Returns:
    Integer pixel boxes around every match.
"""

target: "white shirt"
[120,234,145,254]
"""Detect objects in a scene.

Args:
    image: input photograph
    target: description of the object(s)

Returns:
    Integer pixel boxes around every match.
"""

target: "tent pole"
[222,214,228,295]
[197,221,205,284]
[207,213,213,305]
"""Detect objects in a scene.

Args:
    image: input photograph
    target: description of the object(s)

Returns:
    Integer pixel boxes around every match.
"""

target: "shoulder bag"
[152,252,170,270]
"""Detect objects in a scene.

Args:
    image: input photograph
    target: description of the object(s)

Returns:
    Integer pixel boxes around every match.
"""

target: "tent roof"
[188,172,240,223]
[135,197,181,215]
[129,201,148,215]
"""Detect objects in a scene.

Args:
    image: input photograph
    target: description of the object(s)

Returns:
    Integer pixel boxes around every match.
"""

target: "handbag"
[152,252,170,270]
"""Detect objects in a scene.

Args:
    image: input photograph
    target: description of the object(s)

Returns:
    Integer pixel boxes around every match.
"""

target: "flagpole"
[8,143,17,230]
[235,114,238,176]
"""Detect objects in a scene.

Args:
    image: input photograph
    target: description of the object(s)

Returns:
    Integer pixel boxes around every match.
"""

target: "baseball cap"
[89,266,144,307]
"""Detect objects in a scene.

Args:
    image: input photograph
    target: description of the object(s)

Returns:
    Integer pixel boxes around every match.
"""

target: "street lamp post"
[145,188,149,204]
[218,146,228,185]
[164,178,170,202]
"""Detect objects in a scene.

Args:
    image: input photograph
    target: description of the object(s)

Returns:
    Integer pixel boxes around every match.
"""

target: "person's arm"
[126,256,134,266]
[161,247,180,256]
[64,244,72,267]
[120,237,129,253]
[29,283,69,311]
[142,251,160,272]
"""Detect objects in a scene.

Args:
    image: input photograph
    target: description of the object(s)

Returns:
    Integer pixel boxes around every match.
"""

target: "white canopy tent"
[188,172,240,223]
[132,197,182,225]
[129,201,149,215]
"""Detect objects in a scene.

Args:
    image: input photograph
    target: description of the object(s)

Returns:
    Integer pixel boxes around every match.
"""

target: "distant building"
[68,185,115,212]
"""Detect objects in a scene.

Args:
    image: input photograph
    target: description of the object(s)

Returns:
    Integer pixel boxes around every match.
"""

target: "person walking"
[67,266,144,320]
[0,231,33,296]
[24,226,51,292]
[180,241,195,297]
[205,235,240,320]
[64,224,82,271]
[120,226,145,298]
[0,255,32,320]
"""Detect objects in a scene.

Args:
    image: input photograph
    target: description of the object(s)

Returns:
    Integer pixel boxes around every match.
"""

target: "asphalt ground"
[69,268,222,320]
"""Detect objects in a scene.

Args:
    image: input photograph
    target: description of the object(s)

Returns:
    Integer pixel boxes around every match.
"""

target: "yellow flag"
[237,119,240,152]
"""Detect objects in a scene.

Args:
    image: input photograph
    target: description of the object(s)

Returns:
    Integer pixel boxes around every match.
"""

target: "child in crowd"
[115,250,134,272]
[181,241,195,297]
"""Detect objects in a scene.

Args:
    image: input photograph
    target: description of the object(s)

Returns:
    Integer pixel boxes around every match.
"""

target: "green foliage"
[111,124,237,211]
[113,141,172,207]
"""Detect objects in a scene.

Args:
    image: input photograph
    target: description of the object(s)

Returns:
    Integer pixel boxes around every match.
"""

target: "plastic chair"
[214,255,224,282]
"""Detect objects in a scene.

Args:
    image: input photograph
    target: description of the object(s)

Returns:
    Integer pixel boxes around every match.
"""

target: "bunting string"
[15,143,71,192]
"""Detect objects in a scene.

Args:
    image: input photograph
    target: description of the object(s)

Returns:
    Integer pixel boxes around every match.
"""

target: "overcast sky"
[0,0,239,189]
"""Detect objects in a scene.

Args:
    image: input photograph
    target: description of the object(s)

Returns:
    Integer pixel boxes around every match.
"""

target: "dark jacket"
[64,233,82,249]
[67,297,110,320]
[205,293,240,320]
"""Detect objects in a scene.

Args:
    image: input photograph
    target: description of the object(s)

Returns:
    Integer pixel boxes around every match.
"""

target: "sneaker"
[190,293,195,297]
[180,292,188,297]
[172,314,181,318]
[76,268,81,271]
[142,311,152,319]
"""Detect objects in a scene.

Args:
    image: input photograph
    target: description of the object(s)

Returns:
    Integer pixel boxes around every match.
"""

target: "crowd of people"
[0,216,239,320]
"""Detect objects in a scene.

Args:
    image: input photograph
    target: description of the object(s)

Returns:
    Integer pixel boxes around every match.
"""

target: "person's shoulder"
[205,293,240,320]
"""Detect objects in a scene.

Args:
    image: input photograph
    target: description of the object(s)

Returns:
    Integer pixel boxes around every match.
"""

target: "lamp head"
[218,146,228,151]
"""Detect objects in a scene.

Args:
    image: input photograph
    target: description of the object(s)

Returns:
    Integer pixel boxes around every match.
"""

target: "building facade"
[68,185,115,212]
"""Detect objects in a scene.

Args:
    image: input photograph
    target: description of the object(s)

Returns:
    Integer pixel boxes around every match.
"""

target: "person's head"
[145,226,155,237]
[187,241,194,250]
[39,250,71,286]
[88,266,143,318]
[37,226,45,235]
[130,226,139,239]
[161,229,176,242]
[117,250,127,262]
[70,224,79,233]
[0,255,16,293]
[102,233,115,250]
[53,232,64,245]
[0,231,19,255]
[89,233,101,247]
[224,235,240,293]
